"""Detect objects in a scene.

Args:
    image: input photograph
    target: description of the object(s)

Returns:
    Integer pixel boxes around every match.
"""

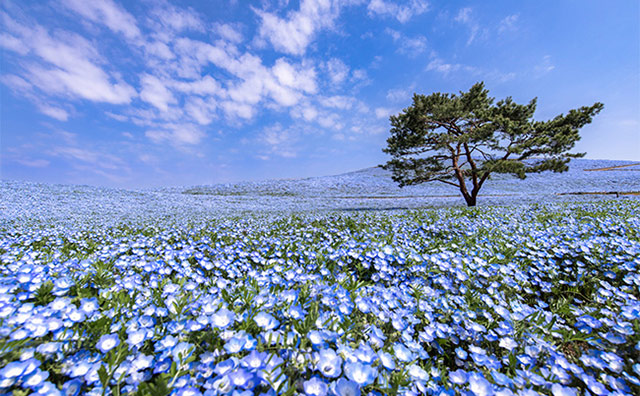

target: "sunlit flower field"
[1,187,639,396]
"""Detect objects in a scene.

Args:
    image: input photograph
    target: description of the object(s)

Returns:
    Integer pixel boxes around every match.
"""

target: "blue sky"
[1,0,638,188]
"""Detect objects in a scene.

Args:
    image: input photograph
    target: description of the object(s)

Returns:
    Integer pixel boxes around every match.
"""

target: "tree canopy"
[382,82,603,206]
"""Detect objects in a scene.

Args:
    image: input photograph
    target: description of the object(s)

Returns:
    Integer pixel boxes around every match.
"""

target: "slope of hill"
[1,159,639,227]
[183,159,640,198]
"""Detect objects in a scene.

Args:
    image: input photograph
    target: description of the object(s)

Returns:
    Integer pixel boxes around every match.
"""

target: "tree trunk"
[464,194,476,207]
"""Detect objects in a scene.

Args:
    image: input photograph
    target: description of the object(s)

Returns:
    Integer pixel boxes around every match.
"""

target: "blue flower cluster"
[0,200,639,395]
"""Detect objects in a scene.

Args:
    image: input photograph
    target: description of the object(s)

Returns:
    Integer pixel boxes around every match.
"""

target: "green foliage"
[383,82,603,206]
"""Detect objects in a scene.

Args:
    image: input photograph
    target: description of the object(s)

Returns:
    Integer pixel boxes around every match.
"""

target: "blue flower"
[241,350,268,371]
[468,372,494,396]
[316,348,342,378]
[377,351,395,371]
[211,308,235,329]
[224,336,246,354]
[498,337,518,351]
[344,361,377,387]
[331,378,360,396]
[176,387,203,396]
[23,368,49,388]
[214,357,239,376]
[172,342,195,362]
[229,368,255,389]
[304,376,328,396]
[449,369,467,385]
[62,379,83,396]
[551,383,577,396]
[393,343,414,362]
[127,329,149,348]
[254,312,279,331]
[96,334,120,353]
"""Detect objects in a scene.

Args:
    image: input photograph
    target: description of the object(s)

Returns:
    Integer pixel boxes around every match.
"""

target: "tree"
[382,82,603,207]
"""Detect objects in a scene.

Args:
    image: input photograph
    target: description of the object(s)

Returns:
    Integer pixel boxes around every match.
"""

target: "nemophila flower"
[84,364,101,385]
[468,372,494,396]
[407,364,429,382]
[490,371,512,387]
[127,329,149,348]
[177,387,203,396]
[241,350,268,371]
[62,379,82,396]
[215,357,239,376]
[157,335,178,351]
[224,336,246,354]
[254,312,279,330]
[317,348,342,378]
[455,347,468,360]
[551,384,577,396]
[499,337,518,351]
[331,378,360,396]
[96,333,120,353]
[35,381,62,396]
[0,360,28,379]
[229,368,255,389]
[393,343,414,362]
[131,353,153,371]
[172,342,195,362]
[449,369,468,385]
[24,368,49,388]
[211,308,235,329]
[302,376,328,396]
[344,361,377,386]
[80,298,99,315]
[377,351,395,370]
[582,375,608,395]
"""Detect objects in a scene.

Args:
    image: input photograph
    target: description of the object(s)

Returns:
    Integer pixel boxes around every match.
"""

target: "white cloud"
[300,105,319,121]
[351,69,370,85]
[140,74,176,112]
[16,158,50,168]
[38,104,69,121]
[221,100,255,120]
[375,107,394,119]
[145,124,205,146]
[317,113,343,130]
[105,112,128,122]
[455,7,482,45]
[325,58,350,85]
[498,14,519,34]
[61,0,141,40]
[455,7,472,24]
[172,38,318,119]
[272,58,317,93]
[426,53,516,83]
[367,0,429,23]
[0,32,29,55]
[259,124,300,158]
[185,97,217,125]
[145,41,174,60]
[1,17,136,105]
[215,23,243,43]
[51,145,126,171]
[172,75,224,96]
[386,28,427,56]
[386,86,414,102]
[320,95,356,110]
[426,57,465,75]
[534,55,555,76]
[149,2,204,33]
[254,0,341,56]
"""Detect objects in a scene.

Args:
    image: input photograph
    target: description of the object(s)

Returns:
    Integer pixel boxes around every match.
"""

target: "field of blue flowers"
[1,195,639,396]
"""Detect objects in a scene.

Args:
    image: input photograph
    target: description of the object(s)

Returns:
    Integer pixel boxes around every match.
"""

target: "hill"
[1,159,639,227]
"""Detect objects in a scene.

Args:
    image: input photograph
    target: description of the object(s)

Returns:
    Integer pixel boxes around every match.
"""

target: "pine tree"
[383,82,603,207]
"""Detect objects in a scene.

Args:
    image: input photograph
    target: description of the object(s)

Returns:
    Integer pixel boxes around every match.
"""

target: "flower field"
[1,196,639,396]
